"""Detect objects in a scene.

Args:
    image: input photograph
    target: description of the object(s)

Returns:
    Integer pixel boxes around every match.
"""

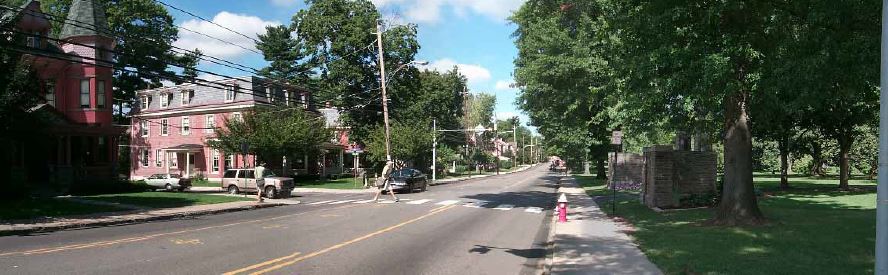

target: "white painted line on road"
[378,200,396,204]
[308,200,334,205]
[525,207,543,213]
[463,202,485,208]
[352,199,376,204]
[436,200,460,205]
[329,200,358,205]
[493,204,515,211]
[407,199,432,205]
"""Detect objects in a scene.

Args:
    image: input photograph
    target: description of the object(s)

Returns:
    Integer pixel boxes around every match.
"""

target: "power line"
[152,0,261,45]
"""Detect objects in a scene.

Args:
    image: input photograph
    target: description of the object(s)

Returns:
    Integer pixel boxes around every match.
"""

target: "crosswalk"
[303,198,547,214]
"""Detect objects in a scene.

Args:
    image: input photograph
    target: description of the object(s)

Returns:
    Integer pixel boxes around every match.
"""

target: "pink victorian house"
[5,0,125,185]
[129,77,312,181]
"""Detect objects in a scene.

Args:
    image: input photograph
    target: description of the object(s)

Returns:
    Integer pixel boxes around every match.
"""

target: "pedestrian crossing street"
[304,198,548,214]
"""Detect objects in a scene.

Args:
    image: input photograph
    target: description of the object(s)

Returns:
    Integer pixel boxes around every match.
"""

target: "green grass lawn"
[295,177,366,189]
[575,175,877,274]
[0,198,123,221]
[190,179,221,188]
[81,191,253,209]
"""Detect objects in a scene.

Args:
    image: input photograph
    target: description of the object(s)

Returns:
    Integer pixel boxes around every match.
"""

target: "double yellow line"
[0,204,362,257]
[224,204,458,275]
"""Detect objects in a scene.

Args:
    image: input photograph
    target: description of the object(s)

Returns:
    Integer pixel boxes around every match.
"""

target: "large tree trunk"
[714,91,765,225]
[809,141,826,176]
[838,136,853,190]
[778,136,790,190]
[596,157,606,179]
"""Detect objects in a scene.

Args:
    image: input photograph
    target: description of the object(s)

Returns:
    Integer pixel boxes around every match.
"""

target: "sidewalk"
[549,176,661,275]
[0,198,298,235]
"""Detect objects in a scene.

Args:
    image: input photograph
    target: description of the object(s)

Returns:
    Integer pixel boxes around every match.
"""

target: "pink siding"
[130,111,255,181]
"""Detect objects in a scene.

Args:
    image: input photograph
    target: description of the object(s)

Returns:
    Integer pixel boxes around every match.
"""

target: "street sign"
[611,130,623,145]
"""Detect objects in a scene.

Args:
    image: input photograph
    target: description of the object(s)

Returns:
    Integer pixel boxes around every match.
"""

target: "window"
[181,116,190,135]
[232,112,242,122]
[243,170,255,179]
[226,154,234,169]
[155,149,163,167]
[45,81,55,107]
[225,84,236,101]
[300,94,307,108]
[96,80,106,108]
[212,150,220,173]
[181,90,192,105]
[286,90,293,106]
[170,153,178,167]
[141,96,149,110]
[140,149,149,167]
[160,93,171,108]
[139,120,149,137]
[80,79,90,108]
[205,114,215,133]
[223,169,237,178]
[266,87,273,102]
[160,118,169,136]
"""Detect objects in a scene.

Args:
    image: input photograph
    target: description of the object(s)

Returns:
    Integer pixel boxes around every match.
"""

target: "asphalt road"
[0,165,560,275]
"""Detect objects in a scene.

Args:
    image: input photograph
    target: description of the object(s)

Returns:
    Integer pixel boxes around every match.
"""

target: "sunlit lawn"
[575,174,877,274]
[296,177,366,189]
[81,191,252,209]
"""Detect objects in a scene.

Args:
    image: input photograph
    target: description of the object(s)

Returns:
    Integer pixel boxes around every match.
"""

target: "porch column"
[165,150,170,174]
[185,152,191,178]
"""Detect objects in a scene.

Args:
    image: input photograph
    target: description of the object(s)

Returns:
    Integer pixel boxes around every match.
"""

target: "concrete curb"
[0,202,292,236]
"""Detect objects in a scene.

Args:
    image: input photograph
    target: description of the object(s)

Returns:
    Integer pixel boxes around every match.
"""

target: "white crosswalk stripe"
[329,200,358,204]
[525,207,543,213]
[378,199,397,204]
[463,202,485,208]
[436,200,460,205]
[353,199,376,204]
[308,200,334,205]
[406,199,432,205]
[493,204,515,210]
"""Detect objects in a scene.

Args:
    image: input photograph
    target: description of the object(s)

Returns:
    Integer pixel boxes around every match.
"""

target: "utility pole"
[432,119,437,183]
[376,20,392,162]
[494,118,500,175]
[876,0,887,273]
[512,124,517,167]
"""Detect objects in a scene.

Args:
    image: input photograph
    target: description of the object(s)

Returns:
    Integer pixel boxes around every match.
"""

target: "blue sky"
[165,0,532,132]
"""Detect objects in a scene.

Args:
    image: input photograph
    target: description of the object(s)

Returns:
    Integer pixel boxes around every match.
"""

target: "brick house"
[4,0,125,186]
[129,77,350,181]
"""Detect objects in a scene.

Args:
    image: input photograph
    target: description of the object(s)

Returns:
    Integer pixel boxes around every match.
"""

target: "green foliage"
[752,140,780,173]
[206,107,330,166]
[365,121,433,169]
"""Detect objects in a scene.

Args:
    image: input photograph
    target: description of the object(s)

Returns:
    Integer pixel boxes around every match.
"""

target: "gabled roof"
[59,0,110,40]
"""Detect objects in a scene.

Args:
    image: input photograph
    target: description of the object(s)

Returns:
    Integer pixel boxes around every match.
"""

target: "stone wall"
[641,146,717,209]
[607,153,645,190]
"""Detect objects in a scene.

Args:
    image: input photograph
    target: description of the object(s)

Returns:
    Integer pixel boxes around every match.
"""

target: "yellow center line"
[0,203,364,257]
[224,252,302,275]
[226,204,458,275]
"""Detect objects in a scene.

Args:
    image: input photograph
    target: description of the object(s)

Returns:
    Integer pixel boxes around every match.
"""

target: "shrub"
[69,179,152,196]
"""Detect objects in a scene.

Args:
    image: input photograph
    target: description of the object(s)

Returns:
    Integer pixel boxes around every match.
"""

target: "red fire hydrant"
[557,193,568,223]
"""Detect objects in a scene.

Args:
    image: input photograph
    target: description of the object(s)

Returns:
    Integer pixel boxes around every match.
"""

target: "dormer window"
[141,95,149,110]
[181,90,193,106]
[225,84,237,102]
[160,93,172,108]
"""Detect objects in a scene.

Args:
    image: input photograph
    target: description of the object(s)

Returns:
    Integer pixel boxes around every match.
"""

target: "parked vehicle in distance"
[144,173,191,191]
[221,169,295,199]
[387,168,429,193]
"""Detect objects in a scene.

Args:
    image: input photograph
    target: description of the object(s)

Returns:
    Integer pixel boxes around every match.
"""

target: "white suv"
[221,169,294,199]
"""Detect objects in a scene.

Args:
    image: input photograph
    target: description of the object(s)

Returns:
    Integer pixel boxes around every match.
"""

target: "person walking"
[255,162,266,203]
[373,160,400,203]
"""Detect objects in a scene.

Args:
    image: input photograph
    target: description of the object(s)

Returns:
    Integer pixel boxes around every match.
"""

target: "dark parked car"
[387,168,429,193]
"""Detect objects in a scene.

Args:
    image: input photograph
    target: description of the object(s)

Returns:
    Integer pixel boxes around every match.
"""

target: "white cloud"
[196,73,227,82]
[423,58,491,85]
[372,0,525,23]
[173,12,280,59]
[270,0,298,6]
[495,79,515,91]
[495,111,518,120]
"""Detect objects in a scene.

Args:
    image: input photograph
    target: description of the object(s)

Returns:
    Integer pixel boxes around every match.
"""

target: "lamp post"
[876,0,887,272]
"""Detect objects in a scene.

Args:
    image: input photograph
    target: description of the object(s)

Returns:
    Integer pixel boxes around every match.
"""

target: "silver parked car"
[144,173,191,191]
[221,169,295,199]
